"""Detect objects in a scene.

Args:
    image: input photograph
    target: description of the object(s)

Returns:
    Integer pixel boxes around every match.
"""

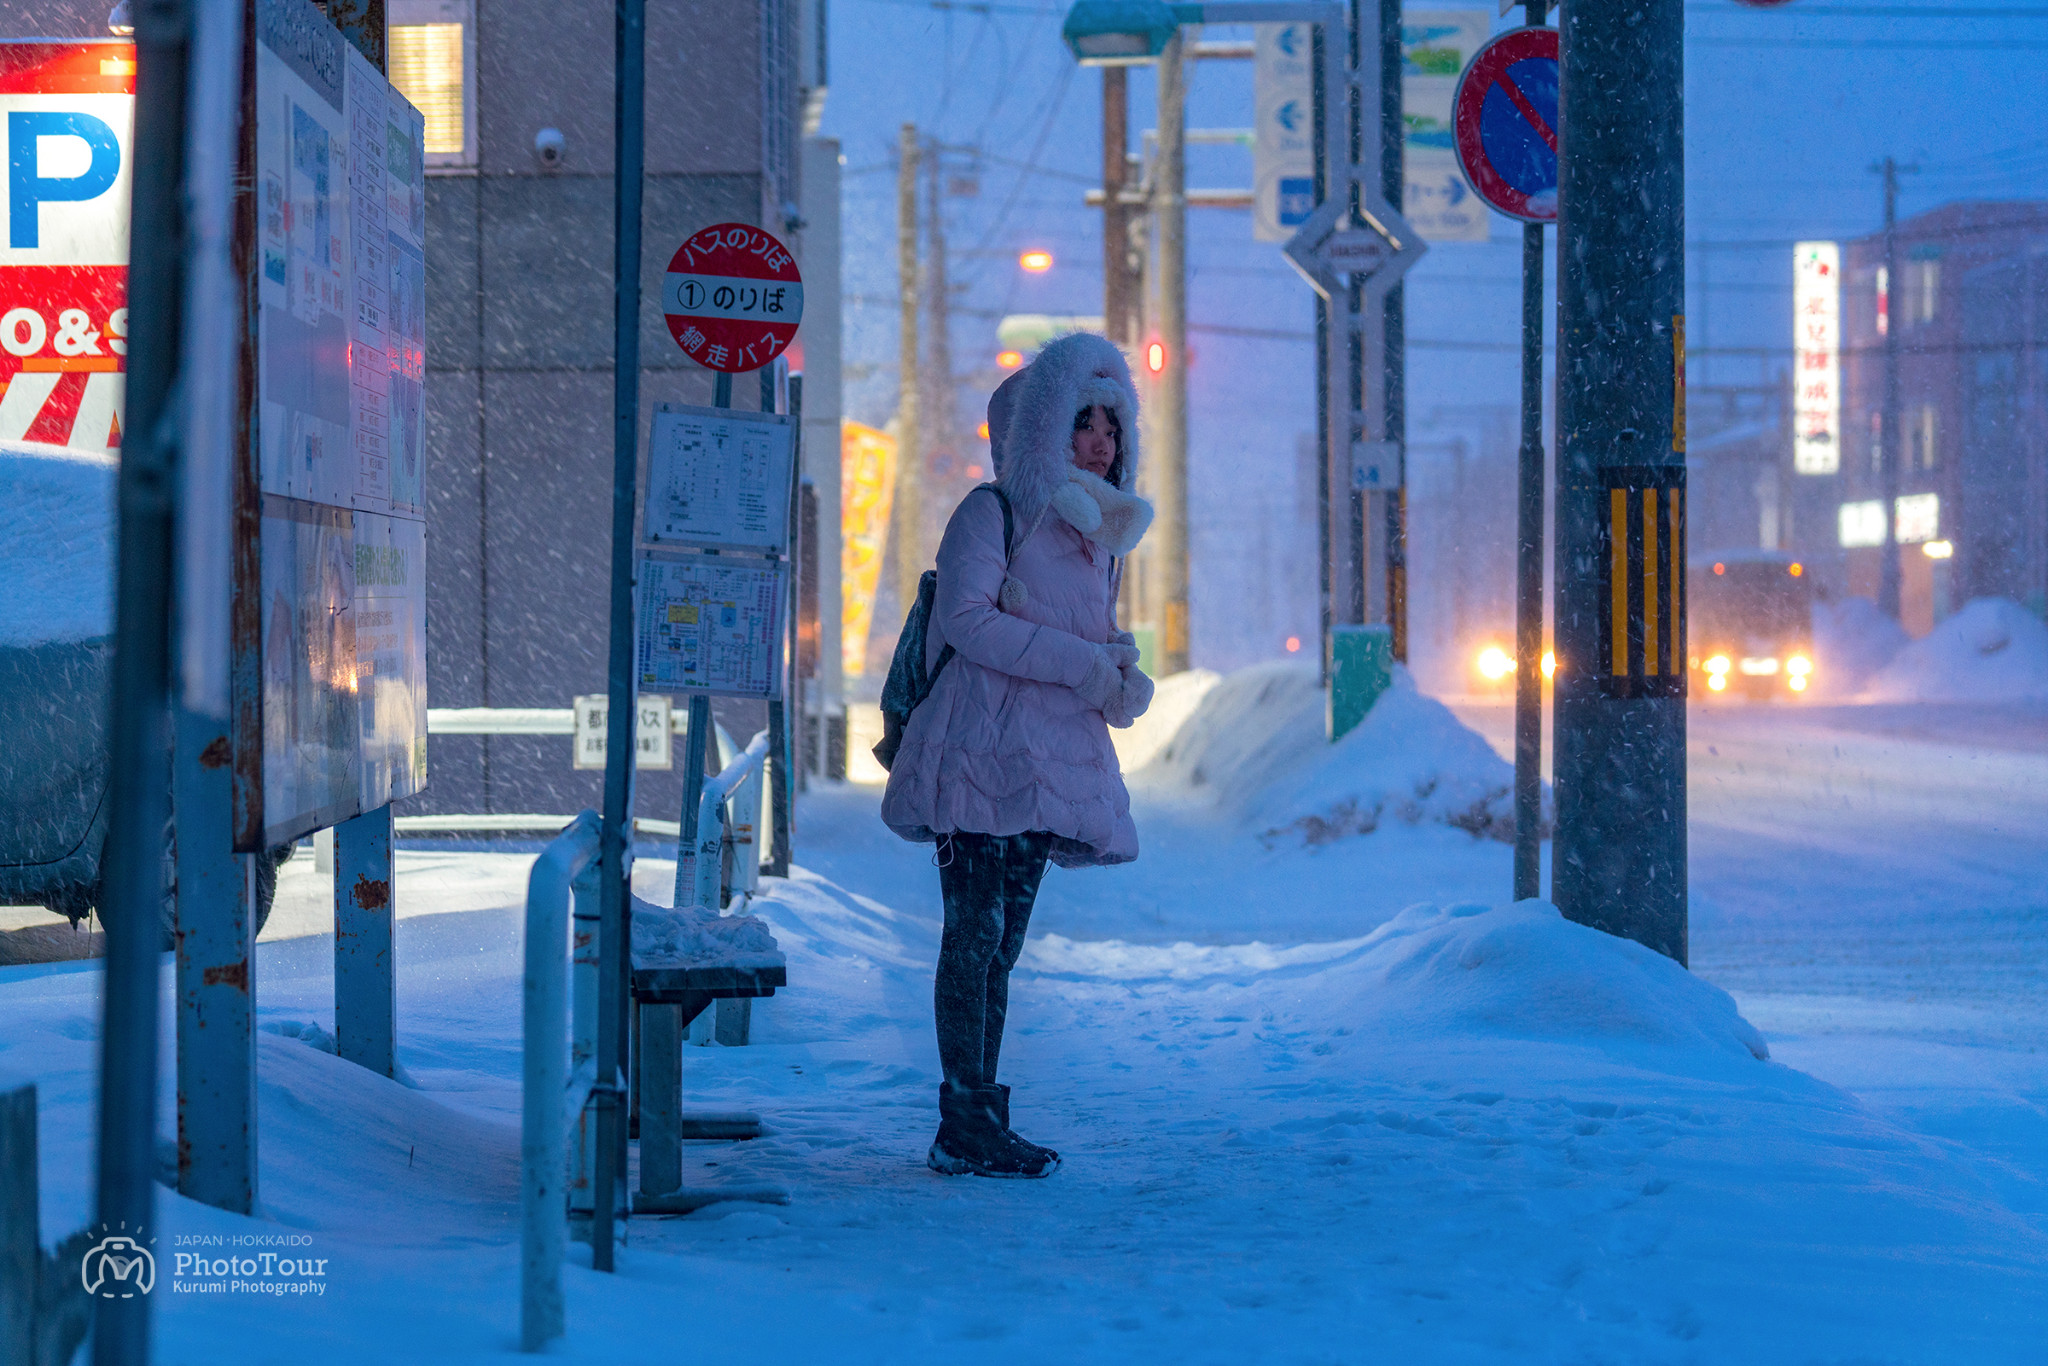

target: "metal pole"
[895,125,923,610]
[594,0,648,1275]
[328,0,399,1092]
[98,0,193,1354]
[1379,0,1405,657]
[1102,66,1133,345]
[1514,0,1550,904]
[1155,30,1191,674]
[767,365,794,877]
[174,0,252,1215]
[1552,0,1688,962]
[1312,23,1332,683]
[1878,155,1903,622]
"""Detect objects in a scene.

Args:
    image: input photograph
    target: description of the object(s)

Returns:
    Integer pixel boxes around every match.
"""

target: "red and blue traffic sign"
[1453,26,1560,224]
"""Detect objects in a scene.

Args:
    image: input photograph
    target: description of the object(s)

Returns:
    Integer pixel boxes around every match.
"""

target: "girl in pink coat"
[882,332,1155,1178]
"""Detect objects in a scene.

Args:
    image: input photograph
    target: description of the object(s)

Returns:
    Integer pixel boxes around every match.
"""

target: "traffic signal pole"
[1153,31,1191,675]
[1551,0,1688,961]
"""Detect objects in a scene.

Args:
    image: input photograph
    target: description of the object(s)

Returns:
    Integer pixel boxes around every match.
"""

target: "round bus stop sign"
[662,222,804,373]
[1452,27,1560,224]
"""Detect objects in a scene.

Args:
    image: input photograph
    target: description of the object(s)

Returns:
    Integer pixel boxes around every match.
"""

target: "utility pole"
[1513,0,1550,904]
[1101,67,1137,346]
[1551,0,1687,962]
[924,146,957,469]
[896,124,923,609]
[1153,33,1191,674]
[1876,154,1907,622]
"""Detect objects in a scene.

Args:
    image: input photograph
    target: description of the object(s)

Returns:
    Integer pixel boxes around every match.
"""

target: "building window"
[1909,258,1939,326]
[1913,404,1937,470]
[390,0,476,171]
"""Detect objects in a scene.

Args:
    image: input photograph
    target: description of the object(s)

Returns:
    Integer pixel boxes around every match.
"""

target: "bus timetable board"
[634,402,797,700]
[0,41,134,455]
[239,0,429,849]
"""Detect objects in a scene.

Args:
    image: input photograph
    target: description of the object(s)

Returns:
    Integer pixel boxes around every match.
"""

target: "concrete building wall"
[406,0,804,821]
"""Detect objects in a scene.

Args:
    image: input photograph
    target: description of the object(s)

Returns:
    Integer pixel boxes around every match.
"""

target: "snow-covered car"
[0,440,286,937]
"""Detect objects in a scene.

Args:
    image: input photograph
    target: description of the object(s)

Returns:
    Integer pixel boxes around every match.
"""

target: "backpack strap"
[983,484,1016,561]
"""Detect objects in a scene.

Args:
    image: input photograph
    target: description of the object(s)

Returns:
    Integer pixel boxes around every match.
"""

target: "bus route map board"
[635,554,786,698]
[634,401,797,701]
[239,0,429,850]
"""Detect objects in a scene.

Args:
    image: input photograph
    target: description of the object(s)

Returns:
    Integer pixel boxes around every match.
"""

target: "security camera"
[534,128,565,168]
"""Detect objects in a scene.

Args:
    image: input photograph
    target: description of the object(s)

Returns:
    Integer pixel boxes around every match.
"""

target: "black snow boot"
[989,1083,1061,1171]
[928,1084,1055,1178]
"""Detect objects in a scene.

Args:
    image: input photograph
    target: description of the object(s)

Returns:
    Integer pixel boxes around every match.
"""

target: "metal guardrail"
[519,810,603,1353]
[392,814,683,837]
[675,729,771,912]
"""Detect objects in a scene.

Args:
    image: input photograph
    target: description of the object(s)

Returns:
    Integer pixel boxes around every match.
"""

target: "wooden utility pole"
[924,146,956,467]
[1101,67,1135,345]
[895,124,923,608]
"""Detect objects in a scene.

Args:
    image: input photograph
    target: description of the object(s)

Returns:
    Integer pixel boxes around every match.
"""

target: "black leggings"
[934,830,1053,1090]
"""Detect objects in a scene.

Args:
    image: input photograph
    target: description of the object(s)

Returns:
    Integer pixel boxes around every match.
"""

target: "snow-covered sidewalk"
[3,680,2045,1362]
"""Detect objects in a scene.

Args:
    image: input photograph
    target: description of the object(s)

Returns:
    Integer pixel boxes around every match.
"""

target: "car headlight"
[1704,655,1731,675]
[1786,655,1812,677]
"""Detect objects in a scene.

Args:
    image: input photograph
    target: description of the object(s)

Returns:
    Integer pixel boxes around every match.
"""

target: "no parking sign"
[1452,27,1559,223]
[662,222,804,374]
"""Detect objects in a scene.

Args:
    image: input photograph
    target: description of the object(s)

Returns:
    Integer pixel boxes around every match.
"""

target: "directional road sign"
[1453,26,1559,224]
[662,222,805,374]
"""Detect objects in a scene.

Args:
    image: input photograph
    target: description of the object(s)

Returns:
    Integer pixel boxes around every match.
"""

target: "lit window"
[1911,258,1939,325]
[1913,404,1937,470]
[1838,499,1886,548]
[389,0,475,170]
[1895,492,1939,544]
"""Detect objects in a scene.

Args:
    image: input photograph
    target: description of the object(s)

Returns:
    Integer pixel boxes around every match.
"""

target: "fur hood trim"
[984,332,1142,534]
[1049,466,1153,557]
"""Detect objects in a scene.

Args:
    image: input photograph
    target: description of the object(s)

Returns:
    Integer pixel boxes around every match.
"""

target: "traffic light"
[1145,340,1166,374]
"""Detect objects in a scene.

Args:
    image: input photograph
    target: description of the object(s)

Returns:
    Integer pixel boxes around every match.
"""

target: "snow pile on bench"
[0,441,113,647]
[631,899,786,970]
[1131,659,1532,847]
[1348,900,1769,1063]
[1863,597,2048,703]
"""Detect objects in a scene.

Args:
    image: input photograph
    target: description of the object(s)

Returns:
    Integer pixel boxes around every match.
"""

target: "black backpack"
[872,485,1015,772]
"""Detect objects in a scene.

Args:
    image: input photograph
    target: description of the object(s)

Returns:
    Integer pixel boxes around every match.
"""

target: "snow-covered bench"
[630,904,786,1210]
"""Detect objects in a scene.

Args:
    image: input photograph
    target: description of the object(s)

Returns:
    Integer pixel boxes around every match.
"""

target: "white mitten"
[1119,663,1154,721]
[1075,643,1131,712]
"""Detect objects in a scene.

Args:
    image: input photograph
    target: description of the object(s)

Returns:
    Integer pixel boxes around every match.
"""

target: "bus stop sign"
[1453,26,1559,223]
[662,222,804,374]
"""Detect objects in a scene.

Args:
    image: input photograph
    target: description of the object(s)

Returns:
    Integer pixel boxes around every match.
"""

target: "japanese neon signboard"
[1793,241,1841,476]
[0,41,134,455]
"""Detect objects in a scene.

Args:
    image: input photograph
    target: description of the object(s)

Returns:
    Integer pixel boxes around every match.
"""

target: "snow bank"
[1109,667,1219,771]
[1810,595,1908,697]
[1133,659,1531,846]
[0,441,114,647]
[1862,597,2048,703]
[1348,900,1770,1063]
[630,898,786,970]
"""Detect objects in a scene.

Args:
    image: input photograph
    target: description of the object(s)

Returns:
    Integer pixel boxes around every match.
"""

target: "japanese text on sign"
[1792,241,1840,475]
[643,404,796,555]
[636,554,787,699]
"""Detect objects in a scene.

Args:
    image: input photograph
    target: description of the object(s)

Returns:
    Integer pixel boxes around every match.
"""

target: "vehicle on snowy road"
[0,440,288,939]
[1688,550,1817,699]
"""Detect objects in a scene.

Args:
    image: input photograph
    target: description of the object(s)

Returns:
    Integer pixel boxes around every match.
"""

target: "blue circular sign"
[1453,27,1560,223]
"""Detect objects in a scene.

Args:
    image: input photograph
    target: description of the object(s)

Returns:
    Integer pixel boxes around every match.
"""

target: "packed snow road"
[0,676,2042,1363]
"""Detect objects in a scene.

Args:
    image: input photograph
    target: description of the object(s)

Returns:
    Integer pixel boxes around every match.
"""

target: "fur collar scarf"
[1049,465,1153,556]
[984,332,1143,535]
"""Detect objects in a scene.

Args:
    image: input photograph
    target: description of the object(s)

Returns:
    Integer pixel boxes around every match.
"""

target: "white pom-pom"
[999,576,1030,611]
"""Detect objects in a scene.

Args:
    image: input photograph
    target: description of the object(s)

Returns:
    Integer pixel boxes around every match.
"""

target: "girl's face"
[1072,405,1117,478]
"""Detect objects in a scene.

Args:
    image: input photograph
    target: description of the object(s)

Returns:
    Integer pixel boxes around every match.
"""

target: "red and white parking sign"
[662,222,803,374]
[0,42,134,454]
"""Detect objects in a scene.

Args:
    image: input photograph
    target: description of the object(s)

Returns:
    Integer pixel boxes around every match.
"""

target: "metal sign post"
[1552,0,1687,961]
[1273,0,1425,738]
[1453,18,1558,904]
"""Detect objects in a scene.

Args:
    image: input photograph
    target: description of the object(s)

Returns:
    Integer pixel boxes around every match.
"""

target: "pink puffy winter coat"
[881,333,1153,868]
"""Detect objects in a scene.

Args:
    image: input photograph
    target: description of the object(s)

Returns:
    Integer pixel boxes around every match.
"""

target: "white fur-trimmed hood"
[1049,466,1153,556]
[985,332,1145,536]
